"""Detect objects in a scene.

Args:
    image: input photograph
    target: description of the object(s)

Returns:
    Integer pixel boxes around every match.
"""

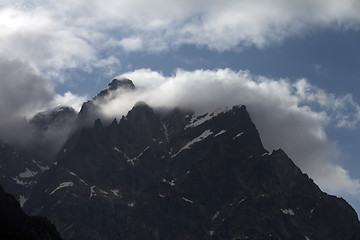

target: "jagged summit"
[127,101,156,121]
[75,78,136,129]
[2,77,358,240]
[97,78,135,98]
[108,78,135,91]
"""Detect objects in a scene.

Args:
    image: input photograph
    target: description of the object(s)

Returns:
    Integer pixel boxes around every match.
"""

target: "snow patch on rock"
[233,132,244,139]
[50,182,74,195]
[214,130,226,137]
[185,107,230,129]
[19,195,28,207]
[173,130,213,157]
[19,168,38,178]
[281,208,295,215]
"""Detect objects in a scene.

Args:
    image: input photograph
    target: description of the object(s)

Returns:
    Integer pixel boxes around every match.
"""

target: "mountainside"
[0,106,77,208]
[0,140,48,207]
[21,79,360,240]
[0,184,61,240]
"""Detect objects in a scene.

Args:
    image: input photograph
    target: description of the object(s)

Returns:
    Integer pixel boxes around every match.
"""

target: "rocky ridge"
[1,78,359,240]
[23,83,360,240]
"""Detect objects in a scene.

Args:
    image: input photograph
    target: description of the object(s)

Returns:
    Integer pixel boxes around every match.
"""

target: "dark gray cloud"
[0,57,86,159]
[0,57,53,146]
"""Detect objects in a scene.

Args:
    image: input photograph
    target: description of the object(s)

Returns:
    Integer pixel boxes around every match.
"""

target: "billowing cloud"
[52,92,87,113]
[1,0,360,77]
[0,8,96,74]
[90,68,360,197]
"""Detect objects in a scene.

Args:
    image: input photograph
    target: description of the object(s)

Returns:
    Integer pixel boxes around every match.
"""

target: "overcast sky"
[1,0,360,214]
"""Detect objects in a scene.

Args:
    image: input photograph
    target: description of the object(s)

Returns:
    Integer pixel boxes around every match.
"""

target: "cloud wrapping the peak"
[95,68,360,197]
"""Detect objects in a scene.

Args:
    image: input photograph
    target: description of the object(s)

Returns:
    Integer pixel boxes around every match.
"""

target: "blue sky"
[0,0,360,214]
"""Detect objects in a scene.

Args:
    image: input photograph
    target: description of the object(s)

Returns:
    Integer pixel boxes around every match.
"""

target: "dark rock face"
[23,102,360,240]
[0,107,76,209]
[0,141,46,207]
[0,184,62,240]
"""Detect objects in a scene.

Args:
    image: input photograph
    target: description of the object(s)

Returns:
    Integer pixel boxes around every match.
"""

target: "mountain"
[23,84,360,240]
[30,106,77,133]
[75,78,135,129]
[0,106,77,207]
[0,140,48,208]
[29,106,77,161]
[0,183,62,239]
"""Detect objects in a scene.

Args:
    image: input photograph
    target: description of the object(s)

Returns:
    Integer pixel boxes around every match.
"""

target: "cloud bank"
[91,68,360,197]
[1,0,360,78]
[0,57,86,150]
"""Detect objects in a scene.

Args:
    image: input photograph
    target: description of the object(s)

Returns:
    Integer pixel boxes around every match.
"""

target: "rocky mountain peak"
[97,78,135,99]
[75,79,136,129]
[0,77,355,240]
[25,106,78,162]
[108,78,135,91]
[22,100,360,240]
[30,106,77,132]
[126,101,157,122]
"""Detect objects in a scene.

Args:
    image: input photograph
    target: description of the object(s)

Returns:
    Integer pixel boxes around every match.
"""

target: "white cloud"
[293,79,360,128]
[1,0,360,77]
[91,56,122,77]
[118,37,143,51]
[316,164,360,195]
[91,68,360,197]
[0,8,96,72]
[51,92,88,113]
[53,0,360,51]
[93,56,120,68]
